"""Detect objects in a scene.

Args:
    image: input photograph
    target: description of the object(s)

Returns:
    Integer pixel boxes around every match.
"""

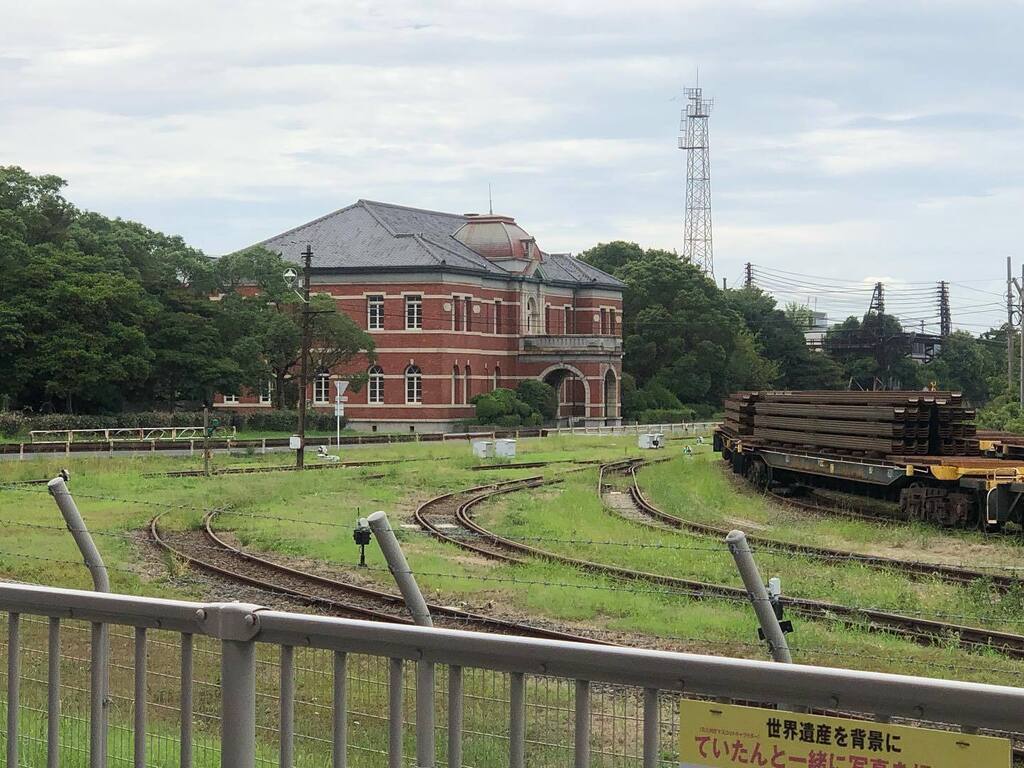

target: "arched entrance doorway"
[603,369,617,424]
[540,365,589,425]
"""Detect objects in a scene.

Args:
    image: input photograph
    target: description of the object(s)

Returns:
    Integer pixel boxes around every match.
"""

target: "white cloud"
[0,0,1021,309]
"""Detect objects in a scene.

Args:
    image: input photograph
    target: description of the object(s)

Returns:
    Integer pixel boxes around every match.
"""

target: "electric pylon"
[868,282,885,315]
[679,85,714,277]
[938,281,951,338]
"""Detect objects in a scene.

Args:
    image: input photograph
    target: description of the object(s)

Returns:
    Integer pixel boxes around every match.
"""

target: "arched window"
[451,365,459,404]
[526,297,539,335]
[405,365,422,404]
[368,365,384,404]
[493,365,501,390]
[313,370,330,404]
[463,365,472,404]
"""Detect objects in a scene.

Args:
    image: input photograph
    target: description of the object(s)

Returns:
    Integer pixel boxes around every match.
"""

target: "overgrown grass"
[637,455,1024,567]
[4,440,1024,765]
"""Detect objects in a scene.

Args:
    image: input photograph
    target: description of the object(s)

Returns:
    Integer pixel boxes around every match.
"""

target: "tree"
[580,243,778,413]
[215,251,376,408]
[0,166,253,411]
[725,287,843,390]
[923,331,1001,405]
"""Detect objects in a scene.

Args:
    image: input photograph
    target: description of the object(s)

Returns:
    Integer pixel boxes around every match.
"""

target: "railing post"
[727,530,793,664]
[574,680,590,768]
[367,511,433,627]
[134,628,147,768]
[203,603,262,768]
[48,618,61,768]
[7,612,20,768]
[333,652,347,768]
[447,666,463,768]
[416,661,435,767]
[181,633,194,768]
[280,645,295,768]
[642,688,659,768]
[49,476,111,768]
[509,672,525,768]
[389,658,404,768]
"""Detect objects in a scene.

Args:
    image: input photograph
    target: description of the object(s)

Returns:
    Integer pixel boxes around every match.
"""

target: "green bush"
[0,412,26,437]
[634,407,696,424]
[472,389,520,423]
[516,380,558,420]
[472,384,553,426]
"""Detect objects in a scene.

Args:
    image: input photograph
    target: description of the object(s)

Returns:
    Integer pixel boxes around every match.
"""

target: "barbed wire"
[6,478,1024,577]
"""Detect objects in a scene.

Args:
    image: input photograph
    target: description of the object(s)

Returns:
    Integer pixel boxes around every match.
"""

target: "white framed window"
[367,295,384,330]
[463,365,471,403]
[451,365,459,404]
[564,306,573,334]
[493,366,500,390]
[405,365,422,404]
[368,365,384,404]
[405,295,422,329]
[610,308,617,335]
[463,296,472,332]
[259,380,273,404]
[494,300,503,334]
[222,393,239,404]
[313,372,330,404]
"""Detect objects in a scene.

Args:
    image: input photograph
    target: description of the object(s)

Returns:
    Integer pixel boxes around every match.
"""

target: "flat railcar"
[716,429,1024,531]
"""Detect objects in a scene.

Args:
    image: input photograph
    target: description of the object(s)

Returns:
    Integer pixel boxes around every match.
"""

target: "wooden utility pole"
[296,245,313,469]
[1008,257,1014,393]
[202,405,211,477]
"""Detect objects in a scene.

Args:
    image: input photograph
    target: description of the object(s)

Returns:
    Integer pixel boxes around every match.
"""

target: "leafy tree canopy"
[0,166,374,412]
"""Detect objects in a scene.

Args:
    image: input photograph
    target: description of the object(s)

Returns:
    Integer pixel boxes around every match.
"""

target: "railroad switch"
[353,518,372,567]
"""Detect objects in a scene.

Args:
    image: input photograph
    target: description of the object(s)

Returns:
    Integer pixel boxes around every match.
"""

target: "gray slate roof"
[253,200,625,290]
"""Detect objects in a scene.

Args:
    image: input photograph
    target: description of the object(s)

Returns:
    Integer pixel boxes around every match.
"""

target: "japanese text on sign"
[678,700,1009,768]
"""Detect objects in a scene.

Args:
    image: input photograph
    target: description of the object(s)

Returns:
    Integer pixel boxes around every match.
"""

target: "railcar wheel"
[746,457,771,491]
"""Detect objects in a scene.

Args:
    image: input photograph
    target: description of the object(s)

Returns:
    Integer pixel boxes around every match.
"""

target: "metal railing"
[3,581,1023,768]
[28,427,236,445]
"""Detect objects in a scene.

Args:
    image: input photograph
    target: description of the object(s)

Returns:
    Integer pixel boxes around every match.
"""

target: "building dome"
[453,214,540,262]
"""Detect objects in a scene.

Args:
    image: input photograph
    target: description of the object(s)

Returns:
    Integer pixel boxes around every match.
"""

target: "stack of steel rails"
[722,396,756,436]
[724,390,979,457]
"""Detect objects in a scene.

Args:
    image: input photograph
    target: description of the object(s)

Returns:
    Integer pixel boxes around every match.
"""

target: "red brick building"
[217,200,624,432]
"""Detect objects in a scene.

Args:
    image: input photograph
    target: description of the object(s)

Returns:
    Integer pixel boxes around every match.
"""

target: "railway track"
[152,456,430,478]
[148,487,600,643]
[415,460,1024,660]
[604,461,1020,591]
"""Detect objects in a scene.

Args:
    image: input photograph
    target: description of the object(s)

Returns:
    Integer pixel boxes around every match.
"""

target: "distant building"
[803,311,830,350]
[216,200,624,432]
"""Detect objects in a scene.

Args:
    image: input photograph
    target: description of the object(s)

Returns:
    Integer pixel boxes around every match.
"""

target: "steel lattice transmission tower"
[679,85,715,277]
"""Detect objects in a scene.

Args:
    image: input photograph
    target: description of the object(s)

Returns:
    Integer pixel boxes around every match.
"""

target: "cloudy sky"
[3,1,1021,332]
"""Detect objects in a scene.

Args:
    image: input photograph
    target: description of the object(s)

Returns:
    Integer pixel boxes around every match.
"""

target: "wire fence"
[0,613,685,768]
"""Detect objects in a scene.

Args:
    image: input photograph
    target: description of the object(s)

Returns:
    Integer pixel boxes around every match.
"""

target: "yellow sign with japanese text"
[679,700,1009,768]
